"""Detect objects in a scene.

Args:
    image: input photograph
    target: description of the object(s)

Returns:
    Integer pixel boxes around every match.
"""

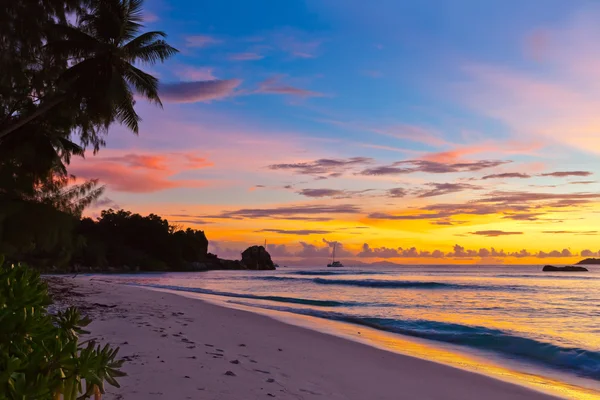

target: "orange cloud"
[70,151,212,193]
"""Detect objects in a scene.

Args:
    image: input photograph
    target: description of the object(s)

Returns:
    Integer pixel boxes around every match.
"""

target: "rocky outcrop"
[576,258,600,265]
[241,245,275,270]
[543,265,588,272]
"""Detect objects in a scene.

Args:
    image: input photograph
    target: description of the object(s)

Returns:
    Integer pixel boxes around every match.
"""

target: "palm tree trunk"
[0,95,66,140]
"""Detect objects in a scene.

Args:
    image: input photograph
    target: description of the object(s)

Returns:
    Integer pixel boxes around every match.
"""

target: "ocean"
[102,265,600,399]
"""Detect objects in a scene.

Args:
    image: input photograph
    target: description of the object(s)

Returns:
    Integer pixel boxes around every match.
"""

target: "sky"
[75,0,600,265]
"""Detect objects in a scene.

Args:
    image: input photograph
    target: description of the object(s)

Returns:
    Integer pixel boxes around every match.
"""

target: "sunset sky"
[75,0,600,265]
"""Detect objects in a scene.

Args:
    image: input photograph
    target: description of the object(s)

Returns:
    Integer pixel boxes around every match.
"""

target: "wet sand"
[47,276,560,400]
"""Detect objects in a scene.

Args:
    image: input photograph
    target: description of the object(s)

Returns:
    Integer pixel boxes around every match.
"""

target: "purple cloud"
[416,183,481,198]
[229,52,264,61]
[540,171,593,177]
[482,172,531,179]
[205,204,362,221]
[360,160,511,175]
[160,80,241,103]
[470,230,524,237]
[268,157,373,178]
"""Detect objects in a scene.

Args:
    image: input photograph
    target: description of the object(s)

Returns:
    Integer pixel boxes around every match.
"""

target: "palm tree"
[0,0,178,140]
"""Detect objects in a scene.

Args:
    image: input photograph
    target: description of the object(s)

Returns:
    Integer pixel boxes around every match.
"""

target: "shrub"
[0,256,125,399]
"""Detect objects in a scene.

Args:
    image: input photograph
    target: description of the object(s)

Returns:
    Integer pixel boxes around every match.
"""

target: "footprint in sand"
[254,369,270,374]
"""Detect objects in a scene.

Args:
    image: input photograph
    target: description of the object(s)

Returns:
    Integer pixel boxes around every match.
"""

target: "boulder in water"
[241,246,275,270]
[542,265,588,272]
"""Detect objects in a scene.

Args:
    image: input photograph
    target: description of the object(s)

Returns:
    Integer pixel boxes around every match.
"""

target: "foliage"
[0,0,177,271]
[0,0,176,241]
[74,209,209,271]
[0,257,125,399]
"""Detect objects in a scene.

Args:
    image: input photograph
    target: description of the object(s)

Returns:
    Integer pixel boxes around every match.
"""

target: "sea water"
[101,265,600,399]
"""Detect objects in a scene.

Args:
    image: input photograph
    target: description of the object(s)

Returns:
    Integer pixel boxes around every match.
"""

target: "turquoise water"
[101,265,600,398]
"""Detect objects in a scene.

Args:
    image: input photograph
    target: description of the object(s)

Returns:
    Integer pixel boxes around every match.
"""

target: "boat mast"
[332,242,336,263]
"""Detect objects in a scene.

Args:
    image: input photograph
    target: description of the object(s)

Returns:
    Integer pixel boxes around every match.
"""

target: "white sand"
[55,277,560,400]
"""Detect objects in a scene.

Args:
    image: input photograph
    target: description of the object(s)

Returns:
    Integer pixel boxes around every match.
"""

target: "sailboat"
[327,242,344,268]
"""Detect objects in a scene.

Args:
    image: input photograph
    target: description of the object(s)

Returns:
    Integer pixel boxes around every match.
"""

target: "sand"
[47,277,560,400]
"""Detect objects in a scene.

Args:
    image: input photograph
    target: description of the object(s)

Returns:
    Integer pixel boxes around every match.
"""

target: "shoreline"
[152,286,600,400]
[46,276,570,400]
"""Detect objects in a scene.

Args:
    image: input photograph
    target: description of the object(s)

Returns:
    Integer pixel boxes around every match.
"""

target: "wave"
[132,283,363,307]
[232,302,600,379]
[495,274,599,280]
[254,276,524,291]
[291,270,385,276]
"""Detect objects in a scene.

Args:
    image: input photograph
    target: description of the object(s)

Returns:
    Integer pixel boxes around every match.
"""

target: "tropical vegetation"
[0,0,179,270]
[0,256,125,399]
[1,0,177,395]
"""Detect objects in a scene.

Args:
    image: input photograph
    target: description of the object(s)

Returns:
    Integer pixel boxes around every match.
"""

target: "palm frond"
[46,23,102,59]
[109,75,140,132]
[122,31,167,52]
[126,40,178,64]
[120,0,145,42]
[122,64,161,106]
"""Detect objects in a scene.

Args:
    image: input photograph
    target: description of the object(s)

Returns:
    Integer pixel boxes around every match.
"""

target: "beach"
[46,277,561,400]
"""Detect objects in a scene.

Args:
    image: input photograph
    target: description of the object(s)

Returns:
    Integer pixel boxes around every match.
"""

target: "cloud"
[360,159,511,176]
[102,154,168,170]
[581,249,600,257]
[208,241,242,260]
[355,243,539,259]
[256,76,324,98]
[205,204,362,221]
[70,151,211,193]
[540,171,593,177]
[569,181,597,185]
[357,243,401,258]
[160,80,241,103]
[266,244,294,257]
[185,35,222,48]
[268,157,373,178]
[369,189,600,223]
[259,228,332,235]
[297,189,345,198]
[293,239,355,259]
[387,188,408,198]
[174,66,216,81]
[297,188,373,199]
[173,219,211,225]
[502,213,545,221]
[537,249,573,258]
[229,52,264,61]
[417,183,481,198]
[482,173,531,179]
[71,163,204,193]
[470,230,524,237]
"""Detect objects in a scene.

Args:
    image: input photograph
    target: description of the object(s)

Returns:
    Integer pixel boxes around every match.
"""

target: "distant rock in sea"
[576,258,600,265]
[542,265,588,272]
[241,245,275,270]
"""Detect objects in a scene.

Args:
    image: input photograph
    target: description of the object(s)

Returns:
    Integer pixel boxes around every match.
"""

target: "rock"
[241,246,275,270]
[543,265,588,272]
[576,258,600,265]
